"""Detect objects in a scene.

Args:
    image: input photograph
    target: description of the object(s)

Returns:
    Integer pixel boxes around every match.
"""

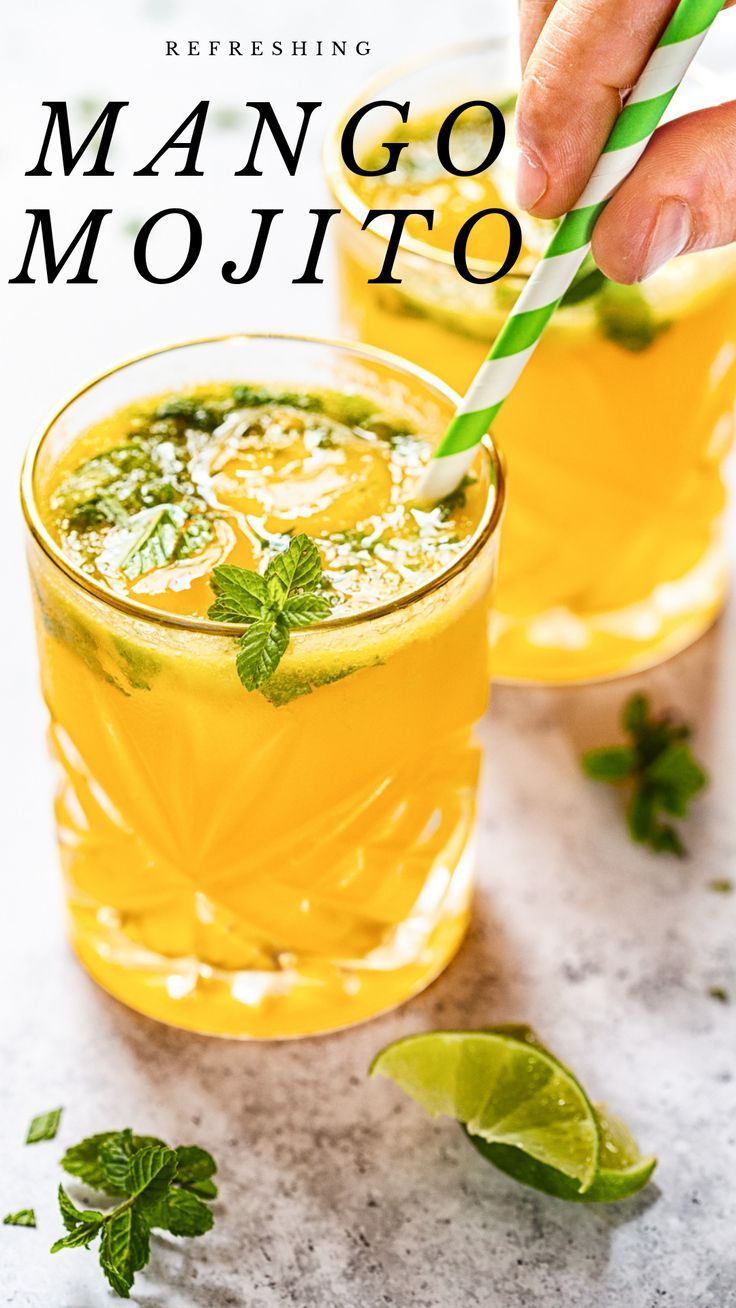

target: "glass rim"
[323,36,518,277]
[20,331,505,636]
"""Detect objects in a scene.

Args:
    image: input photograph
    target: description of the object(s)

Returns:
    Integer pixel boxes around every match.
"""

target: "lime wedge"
[371,1029,600,1192]
[467,1102,656,1202]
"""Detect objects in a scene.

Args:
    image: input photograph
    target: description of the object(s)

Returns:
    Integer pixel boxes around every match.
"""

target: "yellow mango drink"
[21,335,503,1039]
[325,43,736,682]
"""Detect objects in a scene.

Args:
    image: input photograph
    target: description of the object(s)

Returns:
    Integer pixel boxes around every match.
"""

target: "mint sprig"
[52,1129,217,1298]
[208,534,332,693]
[582,693,708,856]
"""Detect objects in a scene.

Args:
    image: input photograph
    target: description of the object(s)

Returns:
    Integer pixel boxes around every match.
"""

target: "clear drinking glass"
[21,335,504,1039]
[324,42,736,683]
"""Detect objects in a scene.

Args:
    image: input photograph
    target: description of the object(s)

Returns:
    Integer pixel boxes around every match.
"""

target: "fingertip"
[591,211,644,285]
[515,149,548,213]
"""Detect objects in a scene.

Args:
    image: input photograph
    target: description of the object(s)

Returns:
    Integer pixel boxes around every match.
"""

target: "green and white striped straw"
[420,0,726,502]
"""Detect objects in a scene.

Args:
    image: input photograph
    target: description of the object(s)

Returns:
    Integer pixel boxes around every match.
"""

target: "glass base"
[68,841,475,1039]
[491,545,727,684]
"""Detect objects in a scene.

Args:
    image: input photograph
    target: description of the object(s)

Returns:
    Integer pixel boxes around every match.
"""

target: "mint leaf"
[177,513,214,560]
[280,593,333,627]
[154,396,222,431]
[436,474,477,521]
[622,692,648,733]
[231,384,324,412]
[582,694,708,856]
[57,1184,101,1234]
[109,504,188,580]
[99,1130,138,1192]
[208,533,335,698]
[235,616,290,690]
[173,1145,218,1197]
[3,1209,36,1227]
[209,564,269,621]
[26,1107,62,1143]
[595,282,668,352]
[560,254,609,308]
[125,1146,177,1200]
[51,1224,103,1252]
[266,534,323,601]
[708,985,729,1004]
[646,744,707,814]
[52,1186,104,1250]
[62,1131,164,1191]
[99,1207,150,1299]
[147,1187,214,1237]
[259,658,372,707]
[581,746,636,781]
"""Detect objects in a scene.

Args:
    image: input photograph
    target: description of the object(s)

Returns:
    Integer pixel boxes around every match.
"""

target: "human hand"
[516,0,736,281]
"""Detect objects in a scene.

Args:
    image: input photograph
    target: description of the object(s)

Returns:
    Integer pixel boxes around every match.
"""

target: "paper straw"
[419,0,726,502]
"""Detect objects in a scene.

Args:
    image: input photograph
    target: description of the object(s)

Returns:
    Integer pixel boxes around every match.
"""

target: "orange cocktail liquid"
[24,348,501,1038]
[333,105,736,682]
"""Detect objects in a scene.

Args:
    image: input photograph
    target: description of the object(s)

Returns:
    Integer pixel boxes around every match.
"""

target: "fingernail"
[516,148,548,211]
[639,199,692,279]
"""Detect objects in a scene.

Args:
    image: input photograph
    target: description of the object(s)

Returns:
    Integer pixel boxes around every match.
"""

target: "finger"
[519,0,558,69]
[591,102,736,283]
[515,0,684,216]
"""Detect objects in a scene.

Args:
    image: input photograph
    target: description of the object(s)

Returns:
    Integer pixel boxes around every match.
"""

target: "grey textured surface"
[2,604,736,1307]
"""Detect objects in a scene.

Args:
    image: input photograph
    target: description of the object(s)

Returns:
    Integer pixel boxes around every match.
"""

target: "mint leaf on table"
[708,985,730,1004]
[3,1209,36,1227]
[53,1130,218,1299]
[26,1107,63,1144]
[173,1145,219,1199]
[582,693,708,857]
[209,533,333,696]
[99,1208,151,1299]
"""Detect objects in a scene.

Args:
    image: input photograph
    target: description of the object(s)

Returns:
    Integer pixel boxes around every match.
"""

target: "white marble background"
[1,2,736,1305]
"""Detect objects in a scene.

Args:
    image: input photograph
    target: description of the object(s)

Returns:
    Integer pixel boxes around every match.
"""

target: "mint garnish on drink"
[208,533,332,693]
